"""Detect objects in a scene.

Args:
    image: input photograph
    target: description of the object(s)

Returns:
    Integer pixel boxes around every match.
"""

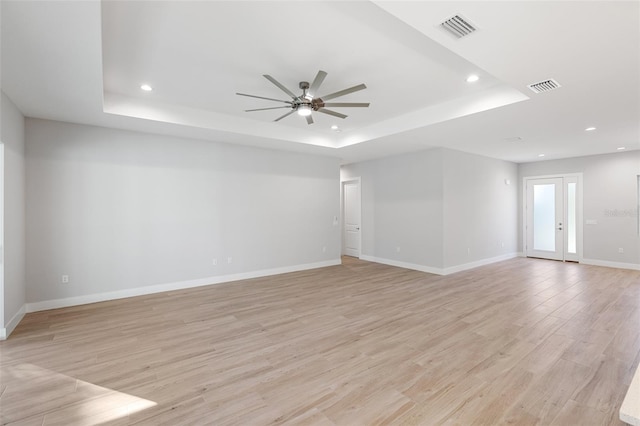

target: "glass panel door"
[526,176,581,262]
[533,183,557,251]
[565,179,578,261]
[526,178,563,260]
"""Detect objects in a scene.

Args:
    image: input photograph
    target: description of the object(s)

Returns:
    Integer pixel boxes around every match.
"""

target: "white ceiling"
[1,1,639,165]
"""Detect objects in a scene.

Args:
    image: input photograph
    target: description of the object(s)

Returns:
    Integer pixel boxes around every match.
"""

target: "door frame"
[522,173,583,262]
[341,177,361,258]
[0,143,4,334]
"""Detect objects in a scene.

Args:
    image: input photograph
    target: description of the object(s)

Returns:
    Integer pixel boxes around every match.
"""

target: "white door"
[342,180,361,258]
[526,178,563,260]
[525,176,579,261]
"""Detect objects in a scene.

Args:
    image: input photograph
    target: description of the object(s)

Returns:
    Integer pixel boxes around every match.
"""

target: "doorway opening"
[524,174,582,262]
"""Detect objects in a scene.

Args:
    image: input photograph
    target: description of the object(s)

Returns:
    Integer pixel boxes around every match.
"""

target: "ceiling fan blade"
[322,102,370,108]
[305,114,314,125]
[245,106,292,112]
[263,75,297,99]
[308,70,327,98]
[236,93,293,104]
[319,83,367,101]
[274,110,295,122]
[317,108,347,119]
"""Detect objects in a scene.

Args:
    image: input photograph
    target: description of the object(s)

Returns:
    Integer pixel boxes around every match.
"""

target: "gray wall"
[26,119,341,304]
[443,149,518,268]
[342,148,444,268]
[341,148,519,272]
[519,151,640,266]
[1,91,26,331]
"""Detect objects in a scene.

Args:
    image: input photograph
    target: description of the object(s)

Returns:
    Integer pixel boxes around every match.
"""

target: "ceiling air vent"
[440,15,477,39]
[528,79,561,94]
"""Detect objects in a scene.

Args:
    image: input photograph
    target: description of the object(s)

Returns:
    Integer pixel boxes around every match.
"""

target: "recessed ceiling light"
[466,74,479,83]
[617,147,626,150]
[585,127,596,131]
[140,84,153,91]
[331,125,338,130]
[538,154,545,157]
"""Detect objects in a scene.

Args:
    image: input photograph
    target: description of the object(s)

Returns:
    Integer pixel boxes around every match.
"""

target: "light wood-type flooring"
[1,257,639,425]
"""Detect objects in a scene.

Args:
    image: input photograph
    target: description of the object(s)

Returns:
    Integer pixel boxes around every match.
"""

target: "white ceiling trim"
[336,85,529,148]
[105,84,529,151]
[103,92,338,149]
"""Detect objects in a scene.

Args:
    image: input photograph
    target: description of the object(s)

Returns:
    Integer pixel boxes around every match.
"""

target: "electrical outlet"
[322,246,327,253]
[227,257,232,264]
[396,247,401,253]
[61,275,69,284]
[619,248,624,253]
[212,258,217,266]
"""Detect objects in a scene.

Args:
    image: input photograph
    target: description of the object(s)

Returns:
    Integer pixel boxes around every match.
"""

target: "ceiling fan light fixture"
[297,104,312,116]
[238,71,368,125]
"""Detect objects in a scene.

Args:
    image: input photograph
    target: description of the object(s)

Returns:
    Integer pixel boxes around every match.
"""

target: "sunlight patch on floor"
[0,363,156,425]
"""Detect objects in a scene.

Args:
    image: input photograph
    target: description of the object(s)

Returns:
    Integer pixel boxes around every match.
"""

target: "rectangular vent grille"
[440,15,477,38]
[528,79,561,94]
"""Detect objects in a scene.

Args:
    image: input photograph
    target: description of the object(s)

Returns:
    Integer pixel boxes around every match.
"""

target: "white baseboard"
[441,253,519,275]
[581,258,640,271]
[26,259,341,313]
[0,304,26,340]
[359,255,444,275]
[359,253,518,276]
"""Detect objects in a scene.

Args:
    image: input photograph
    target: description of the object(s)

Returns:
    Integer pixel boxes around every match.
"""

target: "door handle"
[356,227,360,230]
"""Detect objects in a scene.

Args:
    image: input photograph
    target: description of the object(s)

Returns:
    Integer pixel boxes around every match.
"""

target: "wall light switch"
[61,275,69,284]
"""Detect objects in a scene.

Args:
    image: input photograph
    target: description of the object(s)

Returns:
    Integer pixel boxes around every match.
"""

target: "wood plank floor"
[1,257,639,425]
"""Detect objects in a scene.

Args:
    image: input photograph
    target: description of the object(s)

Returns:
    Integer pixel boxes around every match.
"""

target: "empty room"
[1,1,639,425]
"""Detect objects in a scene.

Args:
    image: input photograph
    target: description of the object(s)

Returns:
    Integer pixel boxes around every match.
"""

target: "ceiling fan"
[236,70,369,125]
